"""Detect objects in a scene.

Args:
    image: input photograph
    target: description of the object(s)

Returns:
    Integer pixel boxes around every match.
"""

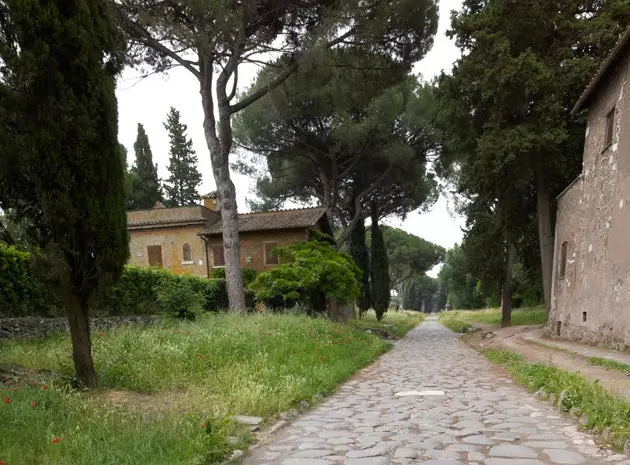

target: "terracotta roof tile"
[200,207,327,235]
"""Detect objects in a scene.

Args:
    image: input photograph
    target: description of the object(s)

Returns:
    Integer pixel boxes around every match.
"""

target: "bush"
[250,239,361,313]
[0,243,61,316]
[155,277,204,320]
[210,267,258,286]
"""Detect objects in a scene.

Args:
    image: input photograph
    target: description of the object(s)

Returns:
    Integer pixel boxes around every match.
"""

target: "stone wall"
[550,49,630,349]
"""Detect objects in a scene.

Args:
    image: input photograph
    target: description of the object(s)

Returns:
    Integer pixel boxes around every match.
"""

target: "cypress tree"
[0,0,128,387]
[163,107,202,207]
[370,202,390,321]
[350,218,371,318]
[129,123,161,209]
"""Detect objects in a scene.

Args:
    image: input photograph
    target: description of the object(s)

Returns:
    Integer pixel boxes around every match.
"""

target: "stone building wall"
[206,228,310,273]
[128,224,209,276]
[550,49,630,349]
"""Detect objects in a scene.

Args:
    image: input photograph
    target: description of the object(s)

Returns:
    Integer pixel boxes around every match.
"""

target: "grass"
[483,349,630,449]
[589,357,630,375]
[347,310,425,339]
[0,313,388,465]
[441,307,548,327]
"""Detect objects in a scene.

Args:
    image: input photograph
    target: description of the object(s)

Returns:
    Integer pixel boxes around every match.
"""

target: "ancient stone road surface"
[245,317,630,465]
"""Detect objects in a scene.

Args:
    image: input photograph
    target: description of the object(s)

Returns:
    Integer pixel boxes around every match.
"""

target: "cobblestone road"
[245,317,630,465]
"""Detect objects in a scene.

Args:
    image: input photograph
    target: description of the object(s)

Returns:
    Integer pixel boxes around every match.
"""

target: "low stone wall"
[0,315,156,340]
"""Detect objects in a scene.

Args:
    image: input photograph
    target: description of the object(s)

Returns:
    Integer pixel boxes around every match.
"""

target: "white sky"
[115,0,465,275]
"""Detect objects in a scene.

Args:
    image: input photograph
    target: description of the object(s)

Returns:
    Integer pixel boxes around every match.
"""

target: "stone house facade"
[127,195,331,277]
[550,28,630,349]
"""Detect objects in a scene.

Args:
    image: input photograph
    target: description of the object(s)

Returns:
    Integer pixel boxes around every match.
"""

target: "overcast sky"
[116,0,466,268]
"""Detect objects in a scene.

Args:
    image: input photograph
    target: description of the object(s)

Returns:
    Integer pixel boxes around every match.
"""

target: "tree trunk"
[65,294,97,388]
[200,56,246,312]
[536,167,554,313]
[501,243,516,328]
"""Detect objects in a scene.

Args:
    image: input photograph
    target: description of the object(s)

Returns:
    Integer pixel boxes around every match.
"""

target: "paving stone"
[394,447,417,459]
[345,458,388,465]
[244,319,619,465]
[489,444,538,458]
[543,449,586,464]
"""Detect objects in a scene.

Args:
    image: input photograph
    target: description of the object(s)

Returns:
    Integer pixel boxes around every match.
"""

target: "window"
[182,243,192,262]
[264,242,279,266]
[582,311,587,323]
[605,107,615,148]
[559,241,568,279]
[212,245,225,267]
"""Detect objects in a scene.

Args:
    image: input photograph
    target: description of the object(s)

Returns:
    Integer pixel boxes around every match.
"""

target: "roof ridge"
[238,206,326,216]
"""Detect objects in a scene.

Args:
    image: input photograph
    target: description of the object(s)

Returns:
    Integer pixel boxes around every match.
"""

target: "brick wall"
[550,49,630,349]
[206,228,310,272]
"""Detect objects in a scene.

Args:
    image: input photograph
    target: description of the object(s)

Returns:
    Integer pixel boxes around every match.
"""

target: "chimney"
[203,191,220,212]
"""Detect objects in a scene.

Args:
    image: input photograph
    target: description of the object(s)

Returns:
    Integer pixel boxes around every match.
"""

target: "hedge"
[0,243,255,316]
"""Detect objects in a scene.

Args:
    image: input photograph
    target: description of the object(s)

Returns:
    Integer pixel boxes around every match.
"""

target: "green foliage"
[163,107,202,207]
[0,243,59,316]
[484,349,630,450]
[438,314,473,333]
[349,219,371,316]
[403,273,443,313]
[0,314,388,464]
[444,307,548,326]
[438,245,485,310]
[128,123,162,210]
[250,240,361,312]
[370,213,390,321]
[210,267,258,286]
[155,277,204,320]
[203,279,229,312]
[348,310,424,339]
[233,51,439,242]
[588,357,630,375]
[379,225,444,293]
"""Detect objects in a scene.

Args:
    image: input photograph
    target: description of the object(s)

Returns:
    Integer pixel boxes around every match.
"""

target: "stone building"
[127,194,331,277]
[550,28,630,349]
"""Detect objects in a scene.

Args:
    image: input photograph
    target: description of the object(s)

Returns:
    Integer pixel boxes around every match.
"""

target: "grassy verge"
[0,313,388,465]
[438,312,473,333]
[589,357,630,375]
[483,349,630,449]
[347,310,424,339]
[443,307,548,326]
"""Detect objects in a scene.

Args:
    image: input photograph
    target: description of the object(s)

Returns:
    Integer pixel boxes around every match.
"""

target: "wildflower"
[0,460,6,464]
[195,354,203,359]
[200,423,206,429]
[51,436,61,444]
[3,397,10,404]
[31,401,38,408]
[12,388,18,392]
[42,385,49,390]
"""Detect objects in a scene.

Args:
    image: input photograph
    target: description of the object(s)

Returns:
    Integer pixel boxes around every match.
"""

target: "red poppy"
[12,388,18,392]
[42,385,49,390]
[0,460,6,464]
[51,436,61,445]
[31,401,38,408]
[3,397,10,404]
[195,354,203,359]
[98,332,104,337]
[200,423,206,429]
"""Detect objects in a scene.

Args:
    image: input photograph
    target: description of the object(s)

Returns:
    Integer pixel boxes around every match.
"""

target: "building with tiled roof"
[126,193,331,277]
[550,28,630,348]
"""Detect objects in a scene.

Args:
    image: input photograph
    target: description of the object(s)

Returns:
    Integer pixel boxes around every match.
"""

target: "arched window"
[183,243,192,262]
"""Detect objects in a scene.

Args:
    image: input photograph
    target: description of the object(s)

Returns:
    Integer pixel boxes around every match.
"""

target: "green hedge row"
[0,243,256,317]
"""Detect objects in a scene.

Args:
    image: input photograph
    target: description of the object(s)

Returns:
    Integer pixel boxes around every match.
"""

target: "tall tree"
[0,0,128,387]
[380,225,444,298]
[128,123,161,209]
[349,218,371,317]
[234,57,439,246]
[436,0,628,311]
[370,203,390,321]
[116,0,438,311]
[163,107,202,207]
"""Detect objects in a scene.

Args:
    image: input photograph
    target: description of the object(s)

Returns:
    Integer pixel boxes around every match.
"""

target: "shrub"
[155,277,204,320]
[0,243,61,316]
[203,279,229,311]
[250,239,361,313]
[210,267,258,286]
